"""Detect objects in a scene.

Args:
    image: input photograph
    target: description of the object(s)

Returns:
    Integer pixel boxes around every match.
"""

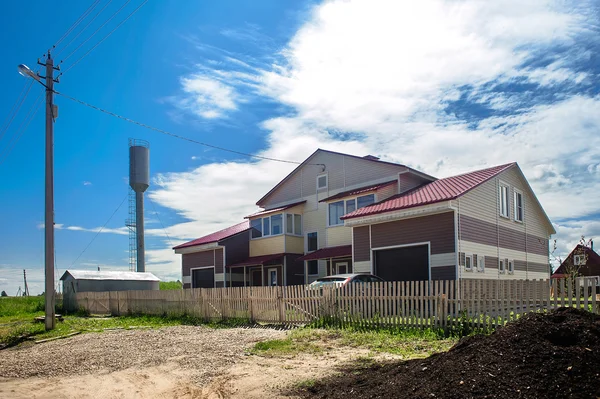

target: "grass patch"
[0,296,45,323]
[251,326,456,359]
[159,281,183,290]
[294,378,317,389]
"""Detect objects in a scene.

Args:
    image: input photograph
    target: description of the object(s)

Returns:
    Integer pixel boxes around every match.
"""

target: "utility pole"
[23,269,30,297]
[38,51,58,330]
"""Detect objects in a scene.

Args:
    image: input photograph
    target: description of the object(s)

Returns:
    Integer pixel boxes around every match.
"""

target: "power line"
[55,90,321,166]
[0,91,44,166]
[147,195,173,248]
[69,193,128,268]
[0,80,35,144]
[52,0,102,50]
[55,0,115,58]
[59,0,132,65]
[61,0,148,75]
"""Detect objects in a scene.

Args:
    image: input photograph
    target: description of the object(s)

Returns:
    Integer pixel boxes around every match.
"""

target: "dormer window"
[317,174,328,190]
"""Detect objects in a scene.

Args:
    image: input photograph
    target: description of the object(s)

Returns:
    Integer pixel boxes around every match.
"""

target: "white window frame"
[477,255,485,272]
[250,214,284,239]
[574,254,585,266]
[499,259,505,274]
[267,268,278,286]
[499,183,509,218]
[328,193,376,227]
[513,189,524,222]
[317,173,328,190]
[327,200,345,227]
[285,213,303,236]
[508,260,514,274]
[465,255,473,272]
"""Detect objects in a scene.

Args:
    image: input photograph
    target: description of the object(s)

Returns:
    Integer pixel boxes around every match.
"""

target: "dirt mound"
[293,308,600,399]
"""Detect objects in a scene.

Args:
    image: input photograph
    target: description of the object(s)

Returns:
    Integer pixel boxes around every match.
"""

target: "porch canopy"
[227,253,285,268]
[296,245,352,262]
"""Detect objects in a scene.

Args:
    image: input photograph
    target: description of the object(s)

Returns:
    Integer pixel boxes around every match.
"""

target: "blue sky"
[1,0,599,295]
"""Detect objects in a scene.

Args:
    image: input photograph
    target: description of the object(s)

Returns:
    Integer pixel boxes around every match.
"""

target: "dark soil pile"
[293,308,600,399]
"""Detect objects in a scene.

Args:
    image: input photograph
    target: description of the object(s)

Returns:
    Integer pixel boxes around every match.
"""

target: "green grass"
[250,327,456,359]
[0,296,45,323]
[159,281,183,290]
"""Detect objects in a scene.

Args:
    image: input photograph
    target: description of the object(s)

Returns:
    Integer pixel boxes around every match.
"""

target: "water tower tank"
[129,141,149,193]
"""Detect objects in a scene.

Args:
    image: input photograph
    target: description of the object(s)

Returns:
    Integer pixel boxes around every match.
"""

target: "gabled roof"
[256,149,433,206]
[245,200,306,218]
[319,181,396,203]
[552,244,600,277]
[227,253,286,267]
[172,221,250,250]
[343,163,516,219]
[60,270,160,282]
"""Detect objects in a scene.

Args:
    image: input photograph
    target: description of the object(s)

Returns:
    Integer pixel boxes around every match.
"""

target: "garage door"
[374,245,429,282]
[192,268,215,288]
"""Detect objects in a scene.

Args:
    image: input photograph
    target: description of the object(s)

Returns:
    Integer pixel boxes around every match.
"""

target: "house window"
[499,259,505,273]
[286,214,303,235]
[574,254,585,266]
[317,174,328,190]
[346,199,356,214]
[499,184,509,218]
[263,217,270,236]
[250,219,262,238]
[514,190,523,222]
[357,194,375,209]
[478,256,485,272]
[271,214,283,235]
[465,255,473,271]
[307,232,318,252]
[508,260,514,274]
[329,200,345,226]
[307,260,319,275]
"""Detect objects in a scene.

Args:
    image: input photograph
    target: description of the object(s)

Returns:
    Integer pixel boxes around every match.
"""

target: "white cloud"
[83,181,92,186]
[174,76,238,119]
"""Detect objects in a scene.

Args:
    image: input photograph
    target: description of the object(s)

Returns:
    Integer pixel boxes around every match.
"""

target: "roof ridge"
[437,162,516,181]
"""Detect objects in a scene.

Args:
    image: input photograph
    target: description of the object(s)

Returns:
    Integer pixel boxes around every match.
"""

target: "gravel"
[0,326,284,383]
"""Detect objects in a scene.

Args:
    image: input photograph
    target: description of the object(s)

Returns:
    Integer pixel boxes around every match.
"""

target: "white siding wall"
[376,182,399,202]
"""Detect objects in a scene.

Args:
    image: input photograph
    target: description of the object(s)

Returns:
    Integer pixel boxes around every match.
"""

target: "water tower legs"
[135,191,145,272]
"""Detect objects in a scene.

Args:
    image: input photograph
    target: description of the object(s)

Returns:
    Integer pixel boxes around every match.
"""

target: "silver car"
[308,273,384,288]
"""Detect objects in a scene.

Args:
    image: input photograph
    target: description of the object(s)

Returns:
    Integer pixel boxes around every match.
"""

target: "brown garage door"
[192,268,215,288]
[374,245,429,282]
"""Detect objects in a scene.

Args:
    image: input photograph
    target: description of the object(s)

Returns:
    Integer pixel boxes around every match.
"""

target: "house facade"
[552,244,600,280]
[174,150,555,288]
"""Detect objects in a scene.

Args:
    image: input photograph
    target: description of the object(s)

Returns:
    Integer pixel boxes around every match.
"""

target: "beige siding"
[376,182,398,202]
[354,261,372,273]
[266,170,303,206]
[286,235,304,254]
[215,273,224,282]
[399,172,427,193]
[326,226,352,247]
[250,235,285,257]
[431,253,456,268]
[343,155,404,187]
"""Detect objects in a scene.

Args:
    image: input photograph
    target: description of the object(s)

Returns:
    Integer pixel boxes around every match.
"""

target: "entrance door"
[251,269,262,286]
[374,245,429,282]
[192,267,215,288]
[268,268,278,286]
[336,262,348,274]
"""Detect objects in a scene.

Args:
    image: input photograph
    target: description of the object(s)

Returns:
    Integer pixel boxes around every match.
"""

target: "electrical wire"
[62,0,147,74]
[55,0,115,58]
[55,90,323,166]
[69,193,129,268]
[52,0,103,50]
[0,91,44,166]
[0,80,35,144]
[147,195,173,248]
[59,0,133,65]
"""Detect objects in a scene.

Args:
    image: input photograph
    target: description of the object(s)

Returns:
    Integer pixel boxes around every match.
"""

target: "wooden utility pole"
[23,269,30,296]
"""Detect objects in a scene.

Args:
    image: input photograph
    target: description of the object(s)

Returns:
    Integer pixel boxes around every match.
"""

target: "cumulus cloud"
[83,181,92,186]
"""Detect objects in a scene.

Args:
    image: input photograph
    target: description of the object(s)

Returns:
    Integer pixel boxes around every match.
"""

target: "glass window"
[307,232,318,252]
[499,185,509,217]
[294,214,302,235]
[269,269,277,286]
[286,214,293,234]
[346,199,356,214]
[357,194,375,209]
[329,200,344,226]
[250,219,262,238]
[508,261,514,274]
[317,174,327,189]
[465,255,472,271]
[307,260,319,275]
[514,191,523,222]
[499,259,505,273]
[263,217,270,236]
[271,214,283,235]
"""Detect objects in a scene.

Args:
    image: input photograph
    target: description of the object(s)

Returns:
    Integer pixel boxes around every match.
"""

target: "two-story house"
[174,150,555,288]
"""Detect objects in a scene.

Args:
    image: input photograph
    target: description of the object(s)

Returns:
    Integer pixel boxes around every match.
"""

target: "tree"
[0,291,7,297]
[551,236,592,280]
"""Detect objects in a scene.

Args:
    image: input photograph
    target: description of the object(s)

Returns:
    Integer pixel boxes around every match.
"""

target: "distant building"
[552,243,600,279]
[60,270,160,312]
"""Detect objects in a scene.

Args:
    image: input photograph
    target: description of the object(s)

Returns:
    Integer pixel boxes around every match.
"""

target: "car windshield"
[310,277,347,286]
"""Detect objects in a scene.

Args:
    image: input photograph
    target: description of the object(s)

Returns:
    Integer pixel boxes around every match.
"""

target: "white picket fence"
[72,277,599,330]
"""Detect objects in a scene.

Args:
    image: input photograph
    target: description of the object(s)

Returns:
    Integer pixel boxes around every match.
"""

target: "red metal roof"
[245,200,306,218]
[173,221,250,249]
[319,181,397,203]
[343,163,516,219]
[296,245,352,261]
[227,253,286,267]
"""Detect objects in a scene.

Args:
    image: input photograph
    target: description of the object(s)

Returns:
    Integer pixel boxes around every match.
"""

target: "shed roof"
[60,270,160,282]
[172,221,250,250]
[343,163,515,219]
[245,200,307,218]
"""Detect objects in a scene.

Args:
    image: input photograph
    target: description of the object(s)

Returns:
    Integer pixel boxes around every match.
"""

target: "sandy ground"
[0,326,393,399]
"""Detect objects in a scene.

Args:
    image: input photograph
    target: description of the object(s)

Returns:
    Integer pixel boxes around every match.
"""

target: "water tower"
[128,139,149,272]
